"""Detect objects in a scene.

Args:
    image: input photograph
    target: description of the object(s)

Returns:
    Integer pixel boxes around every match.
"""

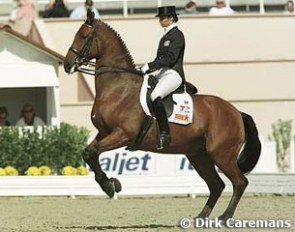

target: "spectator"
[209,0,234,16]
[178,0,198,15]
[43,0,70,18]
[285,0,294,13]
[15,103,45,127]
[0,106,11,126]
[9,0,38,36]
[70,0,100,19]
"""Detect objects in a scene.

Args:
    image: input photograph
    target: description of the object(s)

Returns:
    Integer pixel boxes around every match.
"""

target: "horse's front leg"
[83,127,130,198]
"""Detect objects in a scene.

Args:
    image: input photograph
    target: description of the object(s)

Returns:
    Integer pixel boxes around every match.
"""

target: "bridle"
[68,20,142,76]
[68,22,97,69]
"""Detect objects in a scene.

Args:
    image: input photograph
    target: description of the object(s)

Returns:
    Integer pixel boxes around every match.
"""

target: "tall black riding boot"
[152,97,171,150]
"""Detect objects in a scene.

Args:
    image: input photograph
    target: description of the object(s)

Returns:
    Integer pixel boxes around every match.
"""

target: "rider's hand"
[140,64,150,74]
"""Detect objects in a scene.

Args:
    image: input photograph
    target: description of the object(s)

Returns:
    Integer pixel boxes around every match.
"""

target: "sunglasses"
[216,1,224,4]
[24,109,33,113]
[159,16,169,20]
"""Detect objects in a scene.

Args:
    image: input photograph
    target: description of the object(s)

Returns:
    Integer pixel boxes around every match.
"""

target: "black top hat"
[85,0,93,6]
[155,6,179,22]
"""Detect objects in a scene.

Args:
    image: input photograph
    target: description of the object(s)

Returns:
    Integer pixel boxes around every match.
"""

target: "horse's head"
[64,9,99,74]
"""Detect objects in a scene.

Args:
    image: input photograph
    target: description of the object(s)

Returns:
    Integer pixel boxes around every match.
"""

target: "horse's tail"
[237,112,261,175]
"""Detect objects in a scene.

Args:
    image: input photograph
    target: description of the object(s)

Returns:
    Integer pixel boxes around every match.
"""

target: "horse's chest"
[91,103,114,131]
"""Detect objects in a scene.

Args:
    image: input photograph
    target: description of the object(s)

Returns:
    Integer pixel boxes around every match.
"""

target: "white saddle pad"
[139,75,193,125]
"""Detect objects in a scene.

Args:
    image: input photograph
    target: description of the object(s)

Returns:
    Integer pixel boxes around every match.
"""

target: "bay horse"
[64,10,261,221]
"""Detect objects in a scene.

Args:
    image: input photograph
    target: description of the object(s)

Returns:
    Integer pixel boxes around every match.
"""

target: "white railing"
[0,0,294,18]
[0,173,295,197]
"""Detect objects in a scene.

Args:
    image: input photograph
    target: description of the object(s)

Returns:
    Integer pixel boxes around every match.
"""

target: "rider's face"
[159,16,173,28]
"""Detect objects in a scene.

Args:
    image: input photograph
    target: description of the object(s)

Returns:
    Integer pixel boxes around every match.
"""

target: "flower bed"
[0,165,89,176]
[0,123,89,175]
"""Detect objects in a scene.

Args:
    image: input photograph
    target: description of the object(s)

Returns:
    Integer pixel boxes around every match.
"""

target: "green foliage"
[0,123,89,175]
[269,119,292,172]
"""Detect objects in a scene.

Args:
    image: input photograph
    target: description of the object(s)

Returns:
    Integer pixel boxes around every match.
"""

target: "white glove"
[141,63,150,74]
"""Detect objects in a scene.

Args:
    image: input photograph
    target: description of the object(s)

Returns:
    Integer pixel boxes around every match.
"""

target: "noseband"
[68,22,97,66]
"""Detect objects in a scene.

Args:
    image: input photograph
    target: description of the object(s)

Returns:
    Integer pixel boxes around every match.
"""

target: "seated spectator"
[285,0,294,13]
[0,106,11,126]
[178,0,198,15]
[15,103,45,127]
[70,0,100,19]
[9,0,37,36]
[43,0,70,18]
[209,0,234,16]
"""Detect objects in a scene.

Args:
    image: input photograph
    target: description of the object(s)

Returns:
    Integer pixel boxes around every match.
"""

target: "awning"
[0,63,59,88]
[0,49,59,88]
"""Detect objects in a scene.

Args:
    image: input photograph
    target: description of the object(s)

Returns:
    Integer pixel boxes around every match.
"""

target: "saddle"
[126,75,198,151]
[146,75,198,119]
[140,75,198,125]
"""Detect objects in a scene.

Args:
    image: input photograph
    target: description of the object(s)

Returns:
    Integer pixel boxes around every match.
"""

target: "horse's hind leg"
[210,146,248,221]
[216,160,248,221]
[186,152,225,218]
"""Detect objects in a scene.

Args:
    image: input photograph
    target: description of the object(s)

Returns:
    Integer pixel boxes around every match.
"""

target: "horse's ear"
[86,9,95,25]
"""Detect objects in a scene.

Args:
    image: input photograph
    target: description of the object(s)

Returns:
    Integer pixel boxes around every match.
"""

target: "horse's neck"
[94,21,142,99]
[94,73,142,102]
[96,21,135,69]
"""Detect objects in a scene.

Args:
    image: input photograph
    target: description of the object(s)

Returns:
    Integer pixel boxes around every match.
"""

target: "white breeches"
[150,68,183,101]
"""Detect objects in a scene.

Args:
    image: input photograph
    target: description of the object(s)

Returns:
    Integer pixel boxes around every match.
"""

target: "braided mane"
[100,20,136,68]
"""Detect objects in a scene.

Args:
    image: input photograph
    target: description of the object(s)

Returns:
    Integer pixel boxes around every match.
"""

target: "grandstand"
[0,0,292,18]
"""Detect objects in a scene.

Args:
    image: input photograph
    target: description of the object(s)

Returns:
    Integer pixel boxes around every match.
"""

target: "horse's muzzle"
[63,60,71,74]
[64,60,77,74]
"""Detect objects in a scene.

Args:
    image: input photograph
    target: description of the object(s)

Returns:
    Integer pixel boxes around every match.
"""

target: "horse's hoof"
[195,215,206,220]
[100,179,115,198]
[218,215,231,223]
[110,177,122,193]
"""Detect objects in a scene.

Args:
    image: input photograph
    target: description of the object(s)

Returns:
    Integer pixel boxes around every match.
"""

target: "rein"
[76,64,143,76]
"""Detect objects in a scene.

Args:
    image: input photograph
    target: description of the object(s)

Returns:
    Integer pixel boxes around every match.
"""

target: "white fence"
[0,174,295,197]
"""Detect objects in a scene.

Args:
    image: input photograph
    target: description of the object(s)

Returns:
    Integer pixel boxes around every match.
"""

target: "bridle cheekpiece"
[68,21,97,68]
